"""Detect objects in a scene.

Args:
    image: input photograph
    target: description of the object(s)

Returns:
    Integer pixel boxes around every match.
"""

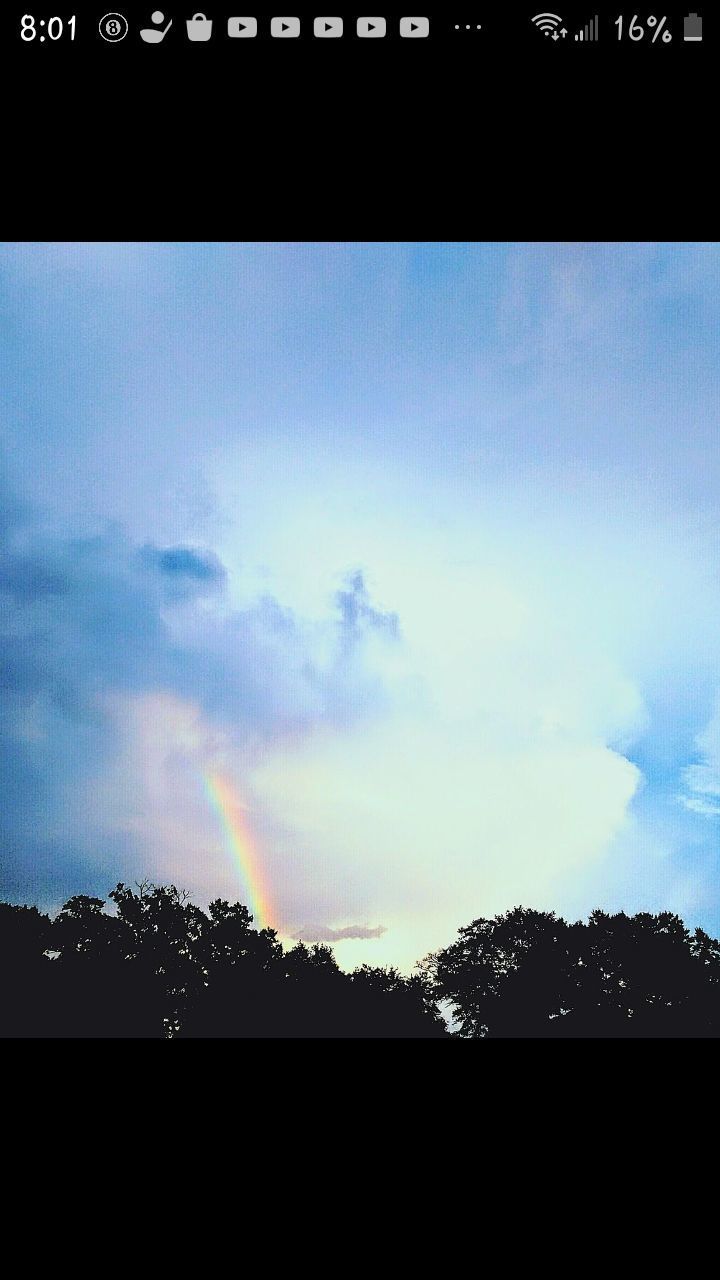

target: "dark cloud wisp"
[0,493,402,905]
[291,924,387,942]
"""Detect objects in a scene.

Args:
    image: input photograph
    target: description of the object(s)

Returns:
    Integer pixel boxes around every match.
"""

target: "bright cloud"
[680,701,720,817]
[3,242,720,967]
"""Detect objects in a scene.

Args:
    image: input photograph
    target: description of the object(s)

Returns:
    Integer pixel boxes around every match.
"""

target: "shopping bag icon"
[187,13,212,40]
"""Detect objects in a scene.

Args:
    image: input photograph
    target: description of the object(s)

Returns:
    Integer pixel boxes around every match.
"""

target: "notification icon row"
[99,12,430,42]
[203,16,430,39]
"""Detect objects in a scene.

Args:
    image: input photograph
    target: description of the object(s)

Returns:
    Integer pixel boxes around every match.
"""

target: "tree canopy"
[0,882,447,1038]
[2,887,720,1037]
[421,906,720,1037]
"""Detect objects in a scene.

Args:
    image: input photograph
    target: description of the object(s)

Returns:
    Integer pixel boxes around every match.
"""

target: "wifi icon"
[531,13,564,36]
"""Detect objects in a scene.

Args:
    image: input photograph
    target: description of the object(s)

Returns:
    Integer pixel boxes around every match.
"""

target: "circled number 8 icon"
[99,12,129,41]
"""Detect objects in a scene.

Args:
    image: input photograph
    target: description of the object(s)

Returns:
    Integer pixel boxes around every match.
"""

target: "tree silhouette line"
[2,884,720,1037]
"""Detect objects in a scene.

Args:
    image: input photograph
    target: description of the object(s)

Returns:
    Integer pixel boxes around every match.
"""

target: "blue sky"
[2,242,720,969]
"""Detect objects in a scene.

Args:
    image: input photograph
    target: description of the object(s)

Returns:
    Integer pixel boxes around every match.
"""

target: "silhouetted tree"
[422,906,720,1037]
[107,881,209,1034]
[0,903,53,1037]
[4,884,719,1037]
[0,880,447,1037]
[346,964,447,1037]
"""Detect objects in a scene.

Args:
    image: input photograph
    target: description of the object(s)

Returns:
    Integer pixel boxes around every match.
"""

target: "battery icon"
[684,13,703,41]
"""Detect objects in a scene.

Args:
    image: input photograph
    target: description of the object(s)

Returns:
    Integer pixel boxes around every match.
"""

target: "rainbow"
[203,772,275,931]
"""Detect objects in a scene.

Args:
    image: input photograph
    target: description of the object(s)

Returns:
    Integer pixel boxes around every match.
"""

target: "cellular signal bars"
[575,15,599,41]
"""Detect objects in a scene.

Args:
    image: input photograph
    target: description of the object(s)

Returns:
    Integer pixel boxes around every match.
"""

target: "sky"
[2,241,720,972]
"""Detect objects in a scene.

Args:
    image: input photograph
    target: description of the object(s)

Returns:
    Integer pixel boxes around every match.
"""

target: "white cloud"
[680,700,720,817]
[88,691,245,904]
[76,492,666,969]
[250,718,640,969]
[7,242,720,956]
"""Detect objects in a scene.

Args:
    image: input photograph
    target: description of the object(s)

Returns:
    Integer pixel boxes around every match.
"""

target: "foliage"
[0,882,447,1038]
[421,906,720,1037]
[4,885,720,1037]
